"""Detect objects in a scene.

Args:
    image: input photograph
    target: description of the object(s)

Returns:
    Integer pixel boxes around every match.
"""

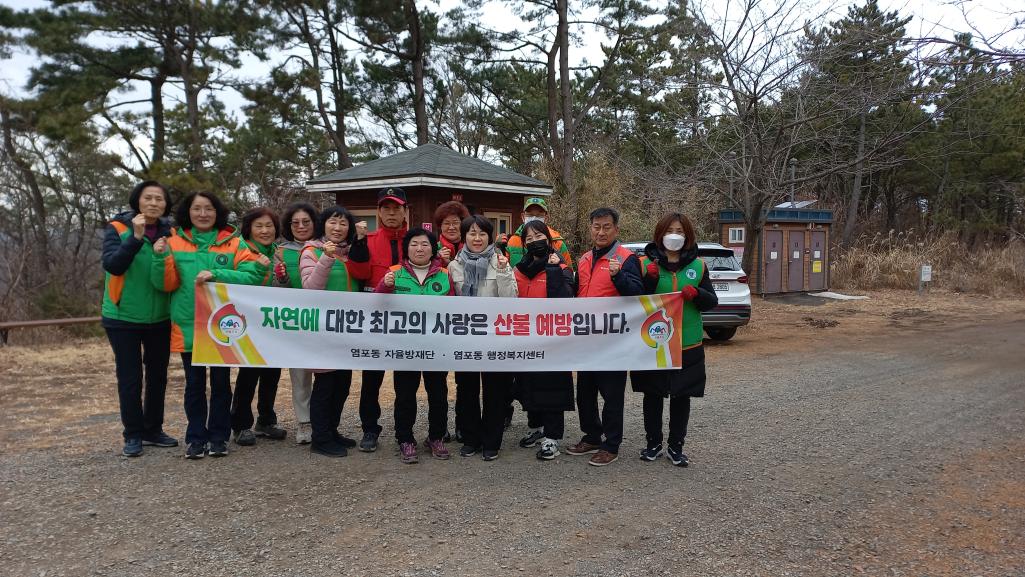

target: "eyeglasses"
[291,219,312,226]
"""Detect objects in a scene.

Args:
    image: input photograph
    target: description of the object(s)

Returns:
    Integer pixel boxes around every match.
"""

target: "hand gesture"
[323,241,337,258]
[131,214,147,240]
[383,270,396,288]
[438,246,452,264]
[153,237,168,254]
[646,262,659,278]
[355,221,368,240]
[274,246,284,262]
[608,256,621,276]
[195,270,215,285]
[548,252,560,265]
[255,253,271,267]
[496,253,509,270]
[496,233,508,245]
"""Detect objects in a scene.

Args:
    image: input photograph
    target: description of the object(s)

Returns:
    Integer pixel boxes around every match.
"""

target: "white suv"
[622,241,751,341]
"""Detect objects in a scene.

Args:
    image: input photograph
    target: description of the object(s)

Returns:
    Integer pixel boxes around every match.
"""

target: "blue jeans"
[180,353,232,445]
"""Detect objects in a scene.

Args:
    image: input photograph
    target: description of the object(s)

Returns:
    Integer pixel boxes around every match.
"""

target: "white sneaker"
[536,438,560,460]
[295,422,312,445]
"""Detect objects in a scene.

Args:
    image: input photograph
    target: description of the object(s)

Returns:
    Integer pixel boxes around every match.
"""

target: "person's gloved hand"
[680,285,698,301]
[274,261,289,283]
[646,262,659,277]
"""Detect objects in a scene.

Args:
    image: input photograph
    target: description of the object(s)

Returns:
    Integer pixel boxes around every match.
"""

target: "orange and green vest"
[305,246,363,292]
[151,226,268,353]
[507,224,574,269]
[280,244,303,288]
[101,221,170,324]
[641,256,705,349]
[389,264,451,296]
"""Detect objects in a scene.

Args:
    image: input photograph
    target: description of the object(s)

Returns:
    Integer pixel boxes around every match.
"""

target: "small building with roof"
[306,143,552,237]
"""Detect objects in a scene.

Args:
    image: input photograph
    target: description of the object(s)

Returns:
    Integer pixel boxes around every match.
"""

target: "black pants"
[359,369,385,434]
[455,372,512,451]
[642,393,691,447]
[104,323,171,441]
[527,410,565,440]
[393,371,448,445]
[181,353,232,445]
[310,370,352,446]
[577,371,627,453]
[231,367,281,432]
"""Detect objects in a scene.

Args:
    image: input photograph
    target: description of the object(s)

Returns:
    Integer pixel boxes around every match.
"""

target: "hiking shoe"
[234,429,256,446]
[459,444,480,457]
[331,431,357,448]
[640,443,664,462]
[122,438,143,457]
[589,449,619,467]
[141,431,179,447]
[208,440,229,457]
[536,438,559,461]
[311,440,347,457]
[255,422,287,440]
[518,428,544,448]
[359,431,379,453]
[295,422,312,445]
[185,442,207,460]
[666,444,689,467]
[424,438,450,460]
[399,442,418,464]
[482,449,499,461]
[565,440,601,455]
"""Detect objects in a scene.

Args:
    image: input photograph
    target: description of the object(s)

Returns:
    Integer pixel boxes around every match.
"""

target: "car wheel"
[705,327,737,341]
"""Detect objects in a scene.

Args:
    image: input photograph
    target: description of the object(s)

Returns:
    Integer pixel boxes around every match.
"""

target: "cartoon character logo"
[209,303,247,345]
[640,309,673,349]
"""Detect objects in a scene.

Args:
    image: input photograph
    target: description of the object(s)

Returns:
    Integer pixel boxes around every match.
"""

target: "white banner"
[192,283,683,372]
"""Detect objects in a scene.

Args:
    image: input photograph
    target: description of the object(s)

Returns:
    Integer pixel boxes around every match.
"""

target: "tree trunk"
[150,76,166,166]
[0,105,50,263]
[404,0,429,145]
[841,110,867,246]
[557,0,578,240]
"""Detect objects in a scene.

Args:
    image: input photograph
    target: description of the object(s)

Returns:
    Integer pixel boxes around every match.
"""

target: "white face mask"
[663,233,686,251]
[523,216,543,224]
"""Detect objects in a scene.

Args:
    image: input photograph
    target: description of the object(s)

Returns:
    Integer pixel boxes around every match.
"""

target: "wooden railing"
[0,317,101,345]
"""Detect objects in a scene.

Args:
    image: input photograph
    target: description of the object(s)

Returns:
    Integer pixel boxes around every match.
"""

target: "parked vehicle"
[623,242,751,341]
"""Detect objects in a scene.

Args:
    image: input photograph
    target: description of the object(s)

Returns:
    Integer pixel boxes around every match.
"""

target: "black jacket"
[101,211,172,276]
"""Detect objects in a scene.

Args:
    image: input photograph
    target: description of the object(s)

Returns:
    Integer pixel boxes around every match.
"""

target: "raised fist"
[438,247,452,264]
[153,237,168,254]
[131,213,147,240]
[383,270,396,288]
[355,221,368,240]
[680,285,698,301]
[646,262,659,277]
[496,253,509,270]
[548,252,560,265]
[323,241,337,258]
[608,257,621,276]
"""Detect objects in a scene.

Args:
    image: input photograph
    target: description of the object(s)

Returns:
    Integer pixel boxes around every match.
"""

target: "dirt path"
[1,290,1023,576]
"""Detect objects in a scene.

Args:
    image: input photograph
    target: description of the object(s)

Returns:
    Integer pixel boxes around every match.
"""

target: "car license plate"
[713,283,729,292]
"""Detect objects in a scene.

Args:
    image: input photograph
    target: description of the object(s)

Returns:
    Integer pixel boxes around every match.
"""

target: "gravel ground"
[1,291,1023,576]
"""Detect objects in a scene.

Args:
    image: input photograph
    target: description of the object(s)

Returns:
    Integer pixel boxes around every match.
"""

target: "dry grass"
[832,231,1025,296]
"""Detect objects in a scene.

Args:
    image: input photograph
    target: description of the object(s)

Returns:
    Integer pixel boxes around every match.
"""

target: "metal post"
[789,157,797,207]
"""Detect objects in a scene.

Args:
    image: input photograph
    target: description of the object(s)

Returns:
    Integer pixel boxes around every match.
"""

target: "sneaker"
[442,430,453,443]
[518,428,544,448]
[359,431,379,453]
[666,444,689,467]
[141,431,179,447]
[311,440,347,457]
[185,442,207,460]
[255,422,287,440]
[459,444,480,457]
[208,440,229,457]
[589,449,619,467]
[565,440,601,455]
[122,438,143,457]
[399,442,418,464]
[481,449,499,461]
[424,438,450,460]
[333,432,357,448]
[536,438,559,461]
[295,422,312,445]
[640,443,664,462]
[234,429,256,446]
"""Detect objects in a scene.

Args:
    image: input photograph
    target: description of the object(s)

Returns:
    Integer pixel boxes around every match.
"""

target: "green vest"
[248,240,275,287]
[642,256,705,348]
[101,222,171,324]
[281,246,303,288]
[312,248,362,292]
[391,265,451,296]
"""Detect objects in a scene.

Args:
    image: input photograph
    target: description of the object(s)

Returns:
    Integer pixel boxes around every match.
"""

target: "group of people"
[102,181,717,468]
